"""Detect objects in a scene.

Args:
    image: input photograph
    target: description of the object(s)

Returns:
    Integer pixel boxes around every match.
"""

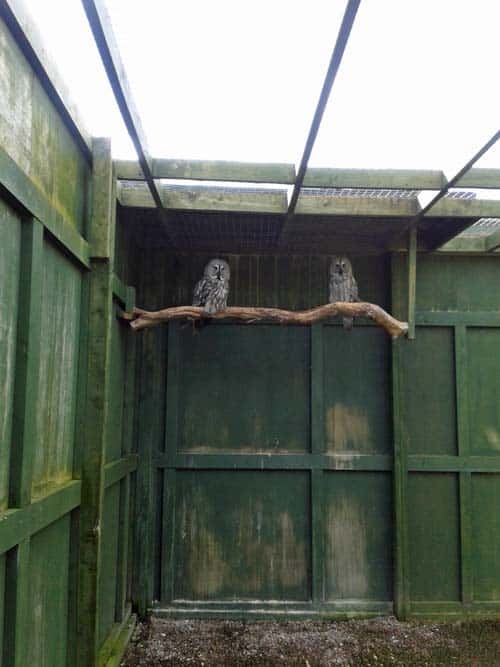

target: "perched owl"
[192,258,230,314]
[329,256,359,330]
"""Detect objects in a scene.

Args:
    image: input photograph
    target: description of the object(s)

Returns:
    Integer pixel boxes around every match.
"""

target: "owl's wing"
[192,278,207,306]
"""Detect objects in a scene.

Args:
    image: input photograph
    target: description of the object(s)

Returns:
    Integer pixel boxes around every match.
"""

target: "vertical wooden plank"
[3,539,30,667]
[455,325,473,606]
[160,469,177,602]
[115,313,137,620]
[310,323,324,604]
[407,228,417,340]
[77,138,115,667]
[165,322,180,467]
[391,254,410,619]
[10,218,43,507]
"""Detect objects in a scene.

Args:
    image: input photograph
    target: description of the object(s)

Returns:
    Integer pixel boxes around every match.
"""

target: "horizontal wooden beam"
[0,0,92,160]
[0,145,90,268]
[455,168,500,189]
[117,181,287,213]
[0,480,81,554]
[408,455,500,472]
[438,236,487,253]
[296,194,419,217]
[104,455,138,489]
[115,158,296,184]
[158,453,392,472]
[303,168,446,190]
[485,228,500,252]
[427,197,500,218]
[415,311,500,326]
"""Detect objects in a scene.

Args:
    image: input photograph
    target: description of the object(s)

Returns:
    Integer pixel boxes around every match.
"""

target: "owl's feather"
[192,258,230,315]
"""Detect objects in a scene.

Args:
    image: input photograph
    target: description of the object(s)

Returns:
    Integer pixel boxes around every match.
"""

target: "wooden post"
[76,138,115,667]
[4,218,43,667]
[391,254,410,619]
[407,227,417,340]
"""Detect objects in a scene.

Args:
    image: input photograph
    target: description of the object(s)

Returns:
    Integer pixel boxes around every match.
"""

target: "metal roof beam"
[81,0,166,215]
[279,0,361,242]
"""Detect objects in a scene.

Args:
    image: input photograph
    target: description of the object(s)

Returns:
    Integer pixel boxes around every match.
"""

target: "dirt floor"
[122,616,500,666]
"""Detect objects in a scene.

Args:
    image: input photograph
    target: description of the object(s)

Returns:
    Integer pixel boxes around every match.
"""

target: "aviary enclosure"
[0,0,499,665]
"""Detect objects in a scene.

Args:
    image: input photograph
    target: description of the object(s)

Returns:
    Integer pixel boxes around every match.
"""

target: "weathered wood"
[407,228,417,340]
[303,168,446,190]
[455,167,500,189]
[485,228,500,252]
[0,0,92,158]
[10,218,43,507]
[3,539,30,667]
[115,158,296,184]
[0,145,90,268]
[117,180,288,213]
[125,302,408,338]
[77,138,115,667]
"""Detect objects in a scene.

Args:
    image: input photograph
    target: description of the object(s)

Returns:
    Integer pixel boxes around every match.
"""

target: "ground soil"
[122,616,500,666]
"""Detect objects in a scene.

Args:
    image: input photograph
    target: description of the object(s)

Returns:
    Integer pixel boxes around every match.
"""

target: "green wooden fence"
[0,11,138,664]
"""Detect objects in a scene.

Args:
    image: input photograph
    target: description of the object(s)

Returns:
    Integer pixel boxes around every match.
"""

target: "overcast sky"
[23,0,500,176]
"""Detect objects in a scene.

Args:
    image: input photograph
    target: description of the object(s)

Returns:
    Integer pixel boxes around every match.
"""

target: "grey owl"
[329,256,359,330]
[192,258,230,314]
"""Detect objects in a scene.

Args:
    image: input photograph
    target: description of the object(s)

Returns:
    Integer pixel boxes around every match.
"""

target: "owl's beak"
[217,270,221,280]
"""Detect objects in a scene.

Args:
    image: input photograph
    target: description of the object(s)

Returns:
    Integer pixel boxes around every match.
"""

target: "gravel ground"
[122,616,500,666]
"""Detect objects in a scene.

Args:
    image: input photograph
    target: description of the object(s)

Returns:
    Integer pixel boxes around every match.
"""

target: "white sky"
[22,0,500,176]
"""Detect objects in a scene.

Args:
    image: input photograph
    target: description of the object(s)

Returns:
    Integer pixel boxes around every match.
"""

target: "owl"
[192,258,230,314]
[329,256,359,330]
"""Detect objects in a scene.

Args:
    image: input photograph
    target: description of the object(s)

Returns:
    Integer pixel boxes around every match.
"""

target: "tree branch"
[122,302,408,338]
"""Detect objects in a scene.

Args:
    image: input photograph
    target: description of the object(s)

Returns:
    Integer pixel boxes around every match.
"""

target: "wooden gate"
[155,320,393,617]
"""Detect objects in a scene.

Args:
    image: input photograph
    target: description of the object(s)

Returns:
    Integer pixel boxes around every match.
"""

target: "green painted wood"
[456,168,500,189]
[454,324,473,605]
[116,158,296,184]
[323,326,390,455]
[0,481,81,555]
[90,138,115,259]
[323,471,393,602]
[10,218,43,507]
[400,328,457,456]
[295,193,419,217]
[77,138,115,667]
[303,167,446,190]
[0,554,4,661]
[408,473,461,602]
[0,0,91,156]
[459,473,473,605]
[310,324,325,603]
[407,455,500,472]
[172,470,311,602]
[111,272,128,307]
[0,199,21,511]
[32,238,82,498]
[160,469,176,602]
[407,228,417,339]
[471,474,500,601]
[25,516,71,667]
[3,538,30,667]
[467,328,500,456]
[114,476,131,621]
[176,324,310,453]
[118,180,288,214]
[0,19,91,231]
[485,228,500,252]
[98,484,120,646]
[416,311,500,326]
[159,453,392,471]
[439,236,486,253]
[97,610,136,667]
[391,256,410,619]
[103,455,138,489]
[105,304,127,463]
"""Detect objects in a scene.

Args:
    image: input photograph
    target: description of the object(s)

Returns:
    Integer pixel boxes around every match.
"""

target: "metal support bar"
[279,0,361,242]
[407,227,417,340]
[81,0,176,243]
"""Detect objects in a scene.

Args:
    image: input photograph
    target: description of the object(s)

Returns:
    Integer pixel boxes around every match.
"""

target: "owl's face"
[204,258,230,282]
[330,256,352,276]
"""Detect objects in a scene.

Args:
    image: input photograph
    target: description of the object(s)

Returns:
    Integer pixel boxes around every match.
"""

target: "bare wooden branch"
[123,302,409,338]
